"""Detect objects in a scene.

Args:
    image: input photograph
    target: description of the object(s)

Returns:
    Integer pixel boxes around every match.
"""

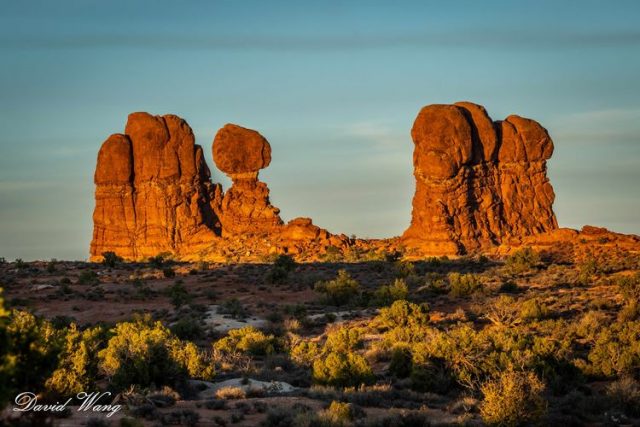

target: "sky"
[1,0,639,260]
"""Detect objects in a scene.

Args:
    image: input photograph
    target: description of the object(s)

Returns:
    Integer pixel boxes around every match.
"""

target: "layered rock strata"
[90,113,221,260]
[401,102,557,255]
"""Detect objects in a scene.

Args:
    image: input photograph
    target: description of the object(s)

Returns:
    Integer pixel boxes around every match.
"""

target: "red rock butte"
[90,102,632,262]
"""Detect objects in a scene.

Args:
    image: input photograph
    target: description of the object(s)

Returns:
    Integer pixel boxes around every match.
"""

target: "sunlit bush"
[45,323,104,395]
[448,272,483,297]
[480,370,546,426]
[213,326,276,356]
[312,351,374,388]
[99,316,212,390]
[505,247,540,274]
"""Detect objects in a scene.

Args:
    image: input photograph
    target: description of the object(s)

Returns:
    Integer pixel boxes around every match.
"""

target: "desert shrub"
[214,326,276,356]
[312,351,374,388]
[448,272,483,297]
[163,267,176,278]
[166,281,192,308]
[46,259,57,273]
[218,298,248,319]
[499,281,519,293]
[323,246,344,262]
[319,401,357,424]
[265,255,297,284]
[606,376,640,417]
[290,340,320,367]
[324,327,364,353]
[408,356,453,394]
[388,344,413,378]
[98,316,212,390]
[45,323,104,395]
[584,320,640,377]
[78,270,99,285]
[574,311,608,342]
[617,272,640,301]
[485,296,521,327]
[102,251,123,268]
[618,300,640,322]
[373,300,430,348]
[393,261,415,278]
[375,300,429,331]
[0,291,12,406]
[409,323,575,391]
[3,309,62,396]
[519,298,550,321]
[215,386,246,400]
[373,278,408,306]
[480,370,546,426]
[161,409,199,426]
[578,256,599,284]
[149,253,172,268]
[505,247,540,274]
[315,270,360,306]
[170,317,205,341]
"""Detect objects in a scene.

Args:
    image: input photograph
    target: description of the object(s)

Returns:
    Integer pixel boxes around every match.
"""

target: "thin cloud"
[2,30,640,51]
[551,108,640,143]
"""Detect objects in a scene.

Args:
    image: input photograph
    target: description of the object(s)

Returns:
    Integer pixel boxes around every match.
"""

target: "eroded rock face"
[212,124,283,236]
[91,104,562,262]
[90,113,221,260]
[402,102,558,255]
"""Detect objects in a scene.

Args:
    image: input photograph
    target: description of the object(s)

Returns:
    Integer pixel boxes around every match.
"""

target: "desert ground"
[2,239,640,426]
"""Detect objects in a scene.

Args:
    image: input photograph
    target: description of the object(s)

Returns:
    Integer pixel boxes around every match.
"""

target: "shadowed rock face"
[90,113,221,260]
[401,102,557,255]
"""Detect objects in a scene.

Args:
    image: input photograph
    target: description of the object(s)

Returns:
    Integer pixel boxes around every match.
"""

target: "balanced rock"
[402,102,557,255]
[212,124,283,236]
[90,113,221,260]
[213,124,271,179]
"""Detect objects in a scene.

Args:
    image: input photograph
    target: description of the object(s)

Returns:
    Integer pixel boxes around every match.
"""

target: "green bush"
[319,400,356,424]
[166,281,192,308]
[519,298,550,321]
[265,254,297,284]
[480,370,546,426]
[3,310,62,396]
[617,272,640,301]
[373,278,408,306]
[375,300,430,331]
[98,316,212,390]
[102,251,122,268]
[312,351,374,388]
[213,326,276,356]
[505,247,540,274]
[45,323,104,395]
[170,317,205,341]
[314,270,360,306]
[78,270,99,285]
[448,272,483,297]
[389,344,413,378]
[584,321,640,377]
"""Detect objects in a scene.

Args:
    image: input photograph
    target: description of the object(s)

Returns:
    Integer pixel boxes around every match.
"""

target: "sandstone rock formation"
[90,113,221,260]
[212,124,283,236]
[91,103,563,262]
[401,102,557,255]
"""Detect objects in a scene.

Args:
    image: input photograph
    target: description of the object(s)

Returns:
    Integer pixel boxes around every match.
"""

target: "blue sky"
[1,0,639,260]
